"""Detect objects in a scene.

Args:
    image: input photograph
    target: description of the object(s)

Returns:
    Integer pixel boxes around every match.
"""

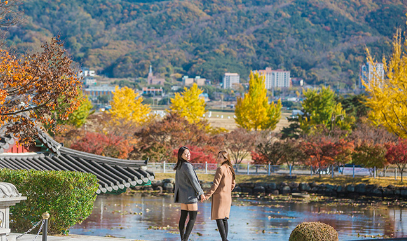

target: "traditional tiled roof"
[0,126,154,194]
[36,126,62,155]
[0,125,61,155]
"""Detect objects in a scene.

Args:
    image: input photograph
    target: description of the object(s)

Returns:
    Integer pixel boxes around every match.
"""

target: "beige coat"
[206,164,236,220]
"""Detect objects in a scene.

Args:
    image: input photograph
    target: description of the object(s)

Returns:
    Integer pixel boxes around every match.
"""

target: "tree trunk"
[319,164,321,178]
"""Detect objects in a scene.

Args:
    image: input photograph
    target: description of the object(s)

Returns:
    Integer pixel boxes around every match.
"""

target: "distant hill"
[6,0,407,86]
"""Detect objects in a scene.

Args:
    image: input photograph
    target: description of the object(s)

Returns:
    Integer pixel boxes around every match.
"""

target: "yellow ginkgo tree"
[363,28,407,138]
[235,71,282,131]
[109,86,151,125]
[168,83,206,123]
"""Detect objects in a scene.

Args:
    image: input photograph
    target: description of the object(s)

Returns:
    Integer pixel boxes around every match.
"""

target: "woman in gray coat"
[174,146,205,241]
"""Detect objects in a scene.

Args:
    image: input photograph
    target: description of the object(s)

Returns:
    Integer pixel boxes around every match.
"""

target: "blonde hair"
[219,151,235,181]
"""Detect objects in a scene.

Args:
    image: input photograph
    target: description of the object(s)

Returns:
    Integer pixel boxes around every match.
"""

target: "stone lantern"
[0,182,26,241]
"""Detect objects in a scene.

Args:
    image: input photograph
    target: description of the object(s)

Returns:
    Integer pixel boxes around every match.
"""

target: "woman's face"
[182,149,191,161]
[217,153,225,164]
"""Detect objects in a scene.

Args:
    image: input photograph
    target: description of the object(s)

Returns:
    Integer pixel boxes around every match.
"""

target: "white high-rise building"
[359,62,384,89]
[257,68,290,89]
[223,73,240,89]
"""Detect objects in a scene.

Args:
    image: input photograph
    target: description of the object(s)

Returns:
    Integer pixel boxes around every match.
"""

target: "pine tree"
[235,71,282,131]
[168,83,206,123]
[109,86,151,125]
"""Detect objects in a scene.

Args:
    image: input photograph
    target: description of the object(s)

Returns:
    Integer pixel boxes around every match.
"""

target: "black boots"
[179,210,198,241]
[216,218,229,241]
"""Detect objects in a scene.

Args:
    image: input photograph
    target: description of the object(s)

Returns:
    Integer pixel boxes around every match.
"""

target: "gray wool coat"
[174,162,204,204]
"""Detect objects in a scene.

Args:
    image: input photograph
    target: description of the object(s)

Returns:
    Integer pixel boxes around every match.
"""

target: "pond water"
[71,193,407,241]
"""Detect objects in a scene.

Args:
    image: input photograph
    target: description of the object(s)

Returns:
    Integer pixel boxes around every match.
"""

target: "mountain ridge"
[5,0,406,86]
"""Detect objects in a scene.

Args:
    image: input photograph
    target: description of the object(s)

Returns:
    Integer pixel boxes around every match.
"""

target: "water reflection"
[71,193,407,240]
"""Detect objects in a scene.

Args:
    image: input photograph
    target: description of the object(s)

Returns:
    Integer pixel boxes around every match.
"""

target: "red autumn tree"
[302,137,338,178]
[172,145,216,164]
[385,138,407,182]
[251,133,283,165]
[251,151,268,164]
[71,132,132,159]
[0,37,81,142]
[133,113,224,162]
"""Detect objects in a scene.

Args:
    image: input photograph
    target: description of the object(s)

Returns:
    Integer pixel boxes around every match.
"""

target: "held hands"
[200,194,206,202]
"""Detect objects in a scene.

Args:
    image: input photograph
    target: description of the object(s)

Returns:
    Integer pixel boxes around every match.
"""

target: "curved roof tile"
[0,126,154,194]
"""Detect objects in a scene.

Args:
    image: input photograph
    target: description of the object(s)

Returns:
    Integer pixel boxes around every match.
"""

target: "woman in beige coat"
[204,151,236,241]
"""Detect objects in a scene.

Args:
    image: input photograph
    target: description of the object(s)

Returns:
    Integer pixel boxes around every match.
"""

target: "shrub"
[0,169,98,234]
[289,222,338,241]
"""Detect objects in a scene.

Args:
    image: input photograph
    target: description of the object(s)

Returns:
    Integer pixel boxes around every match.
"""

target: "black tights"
[216,218,229,241]
[179,210,197,241]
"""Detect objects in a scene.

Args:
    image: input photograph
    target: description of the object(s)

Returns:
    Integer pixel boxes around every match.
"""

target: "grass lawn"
[148,107,290,131]
[205,112,290,131]
[154,173,407,187]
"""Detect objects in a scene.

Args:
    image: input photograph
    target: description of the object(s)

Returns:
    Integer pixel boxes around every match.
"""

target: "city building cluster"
[79,61,382,110]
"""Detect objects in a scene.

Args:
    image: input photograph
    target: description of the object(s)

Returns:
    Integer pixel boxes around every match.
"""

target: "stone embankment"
[145,179,407,199]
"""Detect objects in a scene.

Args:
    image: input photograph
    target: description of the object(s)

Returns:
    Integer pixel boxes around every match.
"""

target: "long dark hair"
[219,151,235,181]
[174,146,189,170]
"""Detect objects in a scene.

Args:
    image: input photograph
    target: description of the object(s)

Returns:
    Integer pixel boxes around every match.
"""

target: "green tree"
[168,83,206,124]
[352,141,388,170]
[97,95,110,104]
[335,94,369,119]
[281,117,301,139]
[47,89,93,130]
[235,71,282,131]
[299,86,354,133]
[68,92,94,128]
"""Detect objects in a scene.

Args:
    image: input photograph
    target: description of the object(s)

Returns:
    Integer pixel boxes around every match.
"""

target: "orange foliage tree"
[0,38,81,141]
[302,137,339,178]
[333,139,354,169]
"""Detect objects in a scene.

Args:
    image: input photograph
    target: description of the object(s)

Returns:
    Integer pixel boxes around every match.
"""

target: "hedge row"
[0,169,98,234]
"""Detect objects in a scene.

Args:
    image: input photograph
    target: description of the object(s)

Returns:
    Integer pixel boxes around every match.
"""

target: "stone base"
[6,234,16,241]
[0,227,11,241]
